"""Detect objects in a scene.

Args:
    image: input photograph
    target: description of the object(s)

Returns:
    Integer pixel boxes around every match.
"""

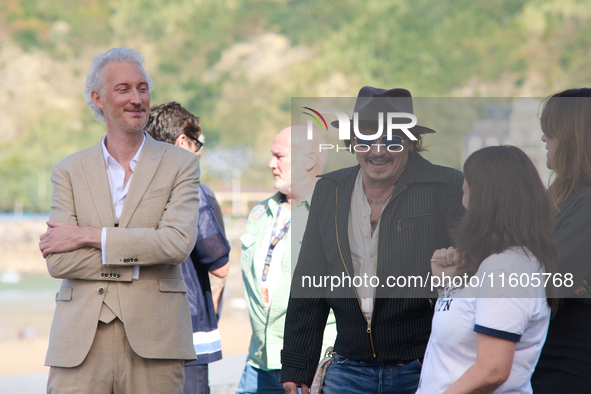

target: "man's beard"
[115,105,149,133]
[273,176,291,195]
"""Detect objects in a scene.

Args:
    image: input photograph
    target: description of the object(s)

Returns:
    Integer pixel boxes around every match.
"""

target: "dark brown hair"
[541,88,591,206]
[455,146,558,309]
[145,102,201,145]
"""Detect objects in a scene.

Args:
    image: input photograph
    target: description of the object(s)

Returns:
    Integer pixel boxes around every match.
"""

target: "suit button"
[98,287,105,294]
[117,274,121,279]
[134,258,138,262]
[100,273,105,278]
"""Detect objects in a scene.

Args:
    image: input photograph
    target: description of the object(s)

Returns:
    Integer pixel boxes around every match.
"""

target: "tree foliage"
[0,0,590,211]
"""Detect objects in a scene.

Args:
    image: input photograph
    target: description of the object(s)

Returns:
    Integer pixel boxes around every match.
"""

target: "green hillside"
[1,0,590,211]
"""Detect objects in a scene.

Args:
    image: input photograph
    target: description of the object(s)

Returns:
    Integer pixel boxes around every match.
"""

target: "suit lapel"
[118,134,164,228]
[81,140,116,227]
[335,168,357,278]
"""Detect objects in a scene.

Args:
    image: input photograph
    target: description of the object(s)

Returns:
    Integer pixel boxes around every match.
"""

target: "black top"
[532,181,591,392]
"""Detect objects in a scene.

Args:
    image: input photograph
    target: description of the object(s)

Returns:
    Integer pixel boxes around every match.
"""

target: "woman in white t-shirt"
[416,145,558,394]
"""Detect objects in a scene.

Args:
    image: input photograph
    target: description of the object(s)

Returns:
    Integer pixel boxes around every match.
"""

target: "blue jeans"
[236,364,285,394]
[322,354,422,394]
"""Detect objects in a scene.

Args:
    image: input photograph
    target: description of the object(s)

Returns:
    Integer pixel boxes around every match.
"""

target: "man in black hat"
[281,87,465,393]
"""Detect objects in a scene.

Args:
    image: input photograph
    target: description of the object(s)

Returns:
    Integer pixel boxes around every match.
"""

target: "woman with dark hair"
[531,88,591,393]
[416,146,557,394]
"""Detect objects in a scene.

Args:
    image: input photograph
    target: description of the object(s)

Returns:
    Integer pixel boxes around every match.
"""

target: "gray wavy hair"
[84,47,154,122]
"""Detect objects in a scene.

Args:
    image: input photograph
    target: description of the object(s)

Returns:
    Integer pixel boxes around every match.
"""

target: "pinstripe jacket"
[281,153,464,385]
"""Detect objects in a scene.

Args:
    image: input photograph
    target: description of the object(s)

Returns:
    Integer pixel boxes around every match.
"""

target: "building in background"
[463,98,551,183]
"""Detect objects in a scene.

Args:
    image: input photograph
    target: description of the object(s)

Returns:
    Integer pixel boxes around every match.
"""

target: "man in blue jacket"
[145,102,230,394]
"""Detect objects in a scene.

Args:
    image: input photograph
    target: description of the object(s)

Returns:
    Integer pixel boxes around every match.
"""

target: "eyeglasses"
[354,135,405,148]
[187,135,204,152]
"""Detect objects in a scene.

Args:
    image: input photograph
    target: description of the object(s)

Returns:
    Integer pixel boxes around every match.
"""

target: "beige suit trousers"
[47,319,185,394]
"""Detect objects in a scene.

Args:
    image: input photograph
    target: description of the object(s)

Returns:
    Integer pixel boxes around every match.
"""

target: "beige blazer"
[45,134,200,367]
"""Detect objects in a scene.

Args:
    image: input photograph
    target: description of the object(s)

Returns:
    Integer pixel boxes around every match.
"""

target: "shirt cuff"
[208,256,229,272]
[474,324,521,342]
[101,227,107,266]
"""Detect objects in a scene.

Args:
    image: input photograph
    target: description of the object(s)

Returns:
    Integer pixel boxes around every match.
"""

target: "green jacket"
[240,192,337,370]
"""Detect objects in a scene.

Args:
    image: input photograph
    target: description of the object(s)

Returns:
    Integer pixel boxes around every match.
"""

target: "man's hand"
[39,222,101,258]
[283,382,309,394]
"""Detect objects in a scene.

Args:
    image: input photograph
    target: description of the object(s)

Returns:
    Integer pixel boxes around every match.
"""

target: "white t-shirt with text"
[417,247,551,394]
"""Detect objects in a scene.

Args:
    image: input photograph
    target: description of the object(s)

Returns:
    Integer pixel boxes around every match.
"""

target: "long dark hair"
[454,146,558,309]
[541,88,591,206]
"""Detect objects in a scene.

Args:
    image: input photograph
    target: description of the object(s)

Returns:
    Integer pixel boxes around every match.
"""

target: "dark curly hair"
[144,102,201,144]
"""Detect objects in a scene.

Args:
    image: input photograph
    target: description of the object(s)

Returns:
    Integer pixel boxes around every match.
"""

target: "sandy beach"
[0,217,252,377]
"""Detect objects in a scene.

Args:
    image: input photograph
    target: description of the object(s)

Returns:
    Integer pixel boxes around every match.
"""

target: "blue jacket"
[182,184,230,365]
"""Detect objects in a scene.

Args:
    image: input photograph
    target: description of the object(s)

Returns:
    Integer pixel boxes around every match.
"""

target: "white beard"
[273,177,291,195]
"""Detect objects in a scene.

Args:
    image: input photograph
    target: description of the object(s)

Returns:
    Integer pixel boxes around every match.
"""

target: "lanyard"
[261,200,291,282]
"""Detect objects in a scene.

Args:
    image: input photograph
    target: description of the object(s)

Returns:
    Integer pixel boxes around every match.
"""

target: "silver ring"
[430,258,437,262]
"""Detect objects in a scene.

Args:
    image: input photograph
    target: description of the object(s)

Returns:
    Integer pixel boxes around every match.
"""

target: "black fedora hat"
[331,86,436,135]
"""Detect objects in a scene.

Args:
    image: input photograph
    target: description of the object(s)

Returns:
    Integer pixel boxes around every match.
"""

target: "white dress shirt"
[100,133,146,280]
[348,169,390,322]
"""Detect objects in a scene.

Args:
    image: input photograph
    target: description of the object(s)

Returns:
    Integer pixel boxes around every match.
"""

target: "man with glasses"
[193,131,227,321]
[144,102,230,394]
[145,102,204,153]
[281,87,465,393]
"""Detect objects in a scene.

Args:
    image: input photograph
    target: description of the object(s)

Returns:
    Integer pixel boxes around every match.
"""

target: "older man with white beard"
[237,126,337,393]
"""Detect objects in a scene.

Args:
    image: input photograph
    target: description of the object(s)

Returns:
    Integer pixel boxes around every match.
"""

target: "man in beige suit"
[39,47,200,393]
